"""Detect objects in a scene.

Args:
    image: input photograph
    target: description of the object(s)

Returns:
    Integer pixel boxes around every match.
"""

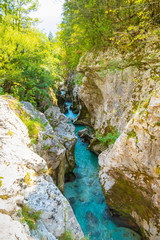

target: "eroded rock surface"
[45,106,77,176]
[99,91,160,239]
[0,97,84,240]
[77,50,160,239]
[77,50,159,133]
[20,101,77,192]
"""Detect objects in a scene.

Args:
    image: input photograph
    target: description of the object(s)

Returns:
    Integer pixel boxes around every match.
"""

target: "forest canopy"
[0,0,159,105]
[0,0,62,108]
[58,0,160,71]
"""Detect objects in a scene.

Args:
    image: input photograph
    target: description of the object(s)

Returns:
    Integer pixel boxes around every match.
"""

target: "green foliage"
[0,87,4,95]
[0,25,61,106]
[127,130,137,139]
[59,229,89,240]
[43,144,51,150]
[8,99,45,144]
[0,0,39,30]
[59,229,73,240]
[43,135,48,141]
[96,128,120,146]
[154,122,160,127]
[0,1,62,107]
[74,73,83,86]
[20,115,42,144]
[20,205,42,230]
[58,0,160,74]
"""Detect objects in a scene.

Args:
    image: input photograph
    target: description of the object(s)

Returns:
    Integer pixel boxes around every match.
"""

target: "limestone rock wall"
[77,50,158,133]
[77,50,160,239]
[99,91,160,239]
[20,101,77,192]
[0,97,84,240]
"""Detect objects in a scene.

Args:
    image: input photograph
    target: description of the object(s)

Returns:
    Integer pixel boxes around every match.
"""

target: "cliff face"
[0,96,83,240]
[77,50,160,239]
[77,49,160,132]
[20,101,77,192]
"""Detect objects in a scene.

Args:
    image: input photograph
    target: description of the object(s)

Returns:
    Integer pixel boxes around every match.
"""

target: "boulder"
[87,138,108,155]
[78,128,93,143]
[0,213,33,240]
[45,106,77,177]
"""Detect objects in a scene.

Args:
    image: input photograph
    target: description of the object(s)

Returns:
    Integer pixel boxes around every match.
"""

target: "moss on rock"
[104,172,159,239]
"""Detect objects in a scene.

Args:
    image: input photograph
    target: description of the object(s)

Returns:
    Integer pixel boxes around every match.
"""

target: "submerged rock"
[86,211,99,228]
[87,138,108,155]
[0,96,84,240]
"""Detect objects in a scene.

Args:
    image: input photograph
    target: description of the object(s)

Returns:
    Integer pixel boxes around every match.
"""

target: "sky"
[31,0,64,36]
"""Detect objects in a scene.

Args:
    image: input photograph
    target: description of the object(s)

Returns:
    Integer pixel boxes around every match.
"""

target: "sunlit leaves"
[0,22,62,106]
[58,0,160,73]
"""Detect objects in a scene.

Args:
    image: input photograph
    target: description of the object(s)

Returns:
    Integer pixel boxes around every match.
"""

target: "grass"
[43,144,51,150]
[0,194,9,200]
[154,122,160,127]
[20,205,42,230]
[20,115,43,144]
[59,229,89,240]
[8,98,45,144]
[154,166,160,175]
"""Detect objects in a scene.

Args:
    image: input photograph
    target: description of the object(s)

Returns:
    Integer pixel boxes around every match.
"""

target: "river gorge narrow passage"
[64,102,141,240]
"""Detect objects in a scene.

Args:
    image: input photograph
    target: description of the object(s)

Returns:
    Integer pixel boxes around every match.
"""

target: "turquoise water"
[65,103,141,240]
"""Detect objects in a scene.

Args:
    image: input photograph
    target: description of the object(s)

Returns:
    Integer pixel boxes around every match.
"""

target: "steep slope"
[0,96,83,240]
[76,48,160,239]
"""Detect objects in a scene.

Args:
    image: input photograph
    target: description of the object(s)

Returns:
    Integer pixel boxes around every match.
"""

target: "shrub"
[20,205,42,230]
[8,99,45,144]
[59,229,89,240]
[96,129,120,146]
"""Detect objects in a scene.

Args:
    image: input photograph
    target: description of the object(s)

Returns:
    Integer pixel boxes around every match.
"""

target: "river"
[64,102,141,240]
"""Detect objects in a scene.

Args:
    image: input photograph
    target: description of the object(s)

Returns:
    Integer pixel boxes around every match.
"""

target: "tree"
[48,31,54,42]
[0,0,39,29]
[57,0,160,72]
[0,0,62,108]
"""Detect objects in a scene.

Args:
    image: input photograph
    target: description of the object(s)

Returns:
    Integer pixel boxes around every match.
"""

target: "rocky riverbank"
[0,96,83,240]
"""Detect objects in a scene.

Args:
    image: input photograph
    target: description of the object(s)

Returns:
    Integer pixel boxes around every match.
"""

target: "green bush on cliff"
[58,0,160,74]
[8,99,45,144]
[59,229,89,240]
[20,205,42,230]
[96,129,120,146]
